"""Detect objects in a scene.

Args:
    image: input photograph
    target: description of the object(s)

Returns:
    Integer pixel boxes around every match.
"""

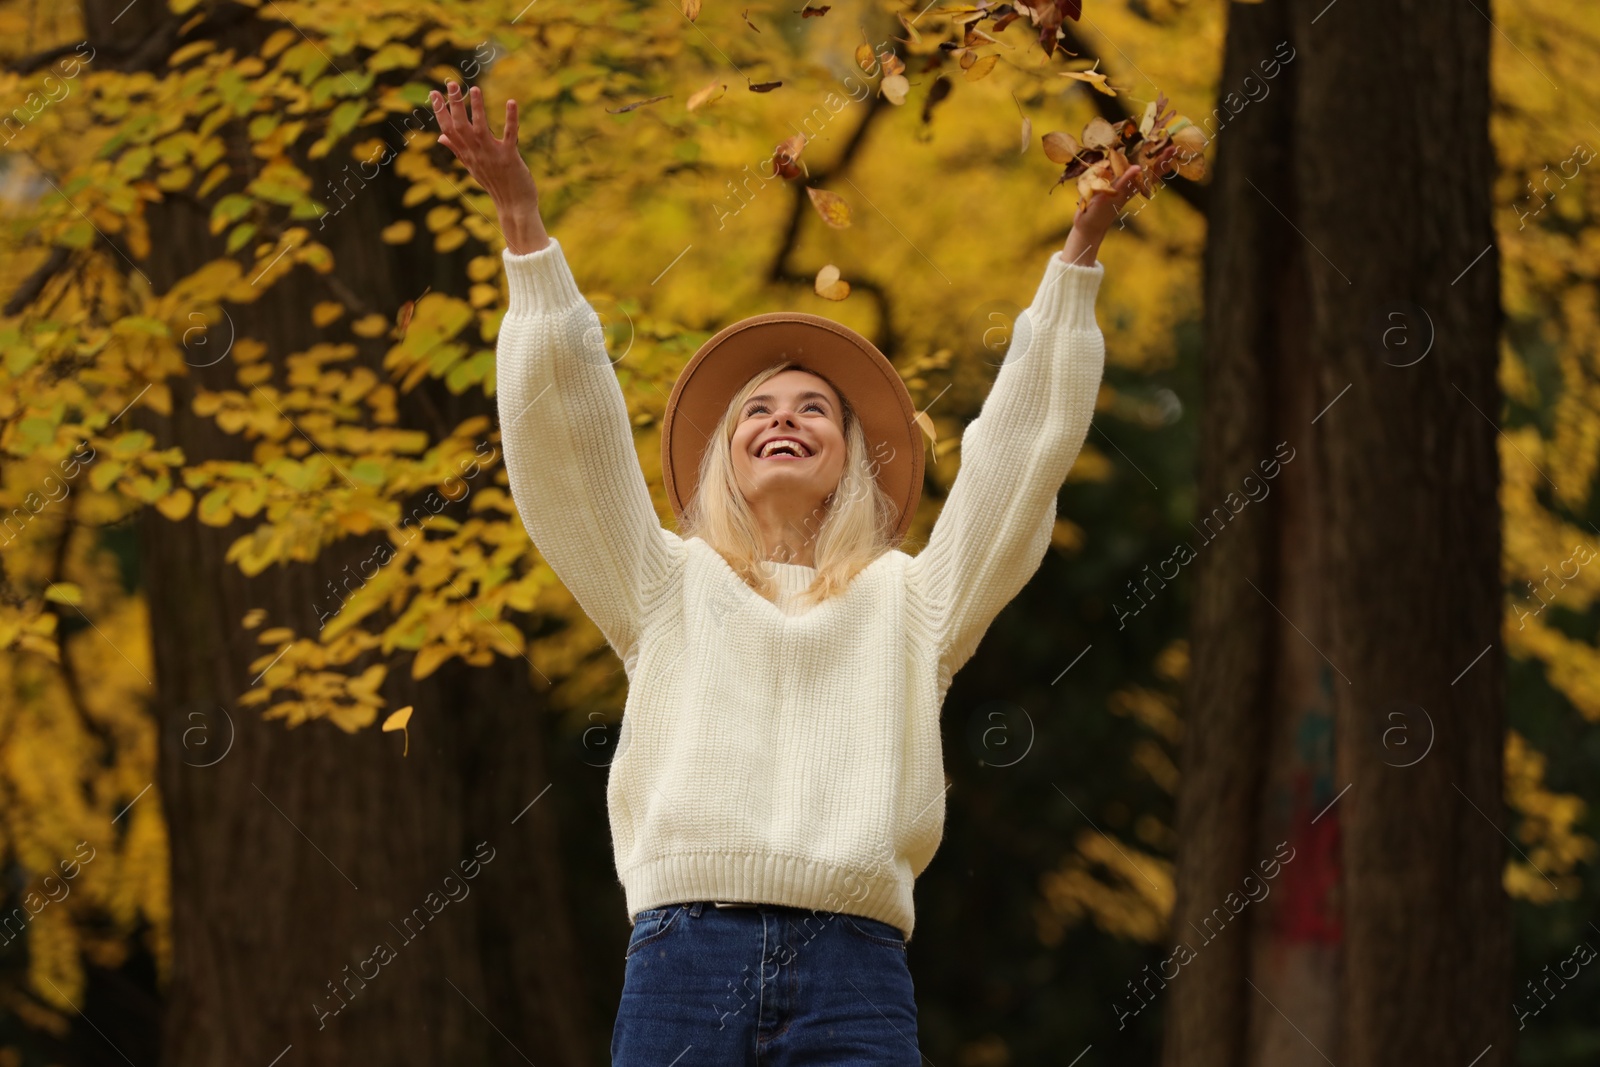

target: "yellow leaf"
[352,313,391,338]
[382,705,413,757]
[965,54,999,81]
[312,302,344,327]
[912,410,937,446]
[684,0,702,19]
[44,583,82,606]
[155,487,194,520]
[806,187,851,228]
[435,227,469,253]
[425,205,462,233]
[381,219,415,244]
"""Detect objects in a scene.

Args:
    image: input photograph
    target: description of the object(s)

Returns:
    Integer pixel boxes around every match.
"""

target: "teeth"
[760,439,809,458]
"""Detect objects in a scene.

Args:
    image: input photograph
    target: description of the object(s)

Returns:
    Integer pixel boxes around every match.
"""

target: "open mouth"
[757,438,812,460]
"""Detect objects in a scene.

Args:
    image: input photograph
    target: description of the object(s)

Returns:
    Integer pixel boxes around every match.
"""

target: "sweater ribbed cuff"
[503,235,586,316]
[1029,252,1105,332]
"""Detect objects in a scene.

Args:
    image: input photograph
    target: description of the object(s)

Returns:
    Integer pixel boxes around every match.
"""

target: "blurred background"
[0,0,1594,1064]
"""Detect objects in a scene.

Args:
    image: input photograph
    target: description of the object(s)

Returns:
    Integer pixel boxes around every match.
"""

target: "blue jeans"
[612,900,922,1065]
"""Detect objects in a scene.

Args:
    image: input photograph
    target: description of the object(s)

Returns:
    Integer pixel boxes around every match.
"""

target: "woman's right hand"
[431,81,548,253]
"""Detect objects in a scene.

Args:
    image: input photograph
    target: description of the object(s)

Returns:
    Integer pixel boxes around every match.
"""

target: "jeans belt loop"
[713,900,757,909]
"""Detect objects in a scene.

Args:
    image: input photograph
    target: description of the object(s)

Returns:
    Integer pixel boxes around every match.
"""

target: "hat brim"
[660,311,925,546]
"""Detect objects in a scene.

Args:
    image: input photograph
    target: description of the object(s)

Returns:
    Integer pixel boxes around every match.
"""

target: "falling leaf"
[881,73,910,105]
[895,9,923,44]
[748,79,783,92]
[383,705,414,757]
[881,52,905,77]
[958,49,978,69]
[798,3,830,15]
[1020,114,1032,154]
[1041,131,1081,164]
[814,263,851,300]
[965,26,1005,47]
[1059,62,1117,96]
[741,8,761,30]
[965,54,999,81]
[684,0,701,19]
[773,133,807,179]
[855,43,876,72]
[912,410,937,447]
[806,186,851,228]
[1170,122,1208,179]
[688,80,726,110]
[394,285,431,340]
[1081,116,1119,150]
[605,94,671,113]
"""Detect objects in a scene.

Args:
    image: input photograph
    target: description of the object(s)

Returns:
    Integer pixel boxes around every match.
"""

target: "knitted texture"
[494,236,1106,940]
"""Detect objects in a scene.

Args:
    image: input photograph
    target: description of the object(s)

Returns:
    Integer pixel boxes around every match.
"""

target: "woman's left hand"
[1059,143,1181,267]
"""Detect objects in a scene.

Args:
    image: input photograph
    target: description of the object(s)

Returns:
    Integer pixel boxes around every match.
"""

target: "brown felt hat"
[661,311,925,545]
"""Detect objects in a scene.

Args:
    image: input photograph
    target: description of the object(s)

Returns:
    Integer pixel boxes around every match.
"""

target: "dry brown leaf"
[912,410,937,447]
[605,94,671,114]
[806,186,852,227]
[1171,122,1208,179]
[814,263,851,300]
[684,0,701,19]
[1041,130,1081,164]
[394,286,431,339]
[881,52,905,76]
[881,73,910,105]
[1107,146,1129,179]
[1081,116,1118,150]
[959,49,978,69]
[748,79,783,92]
[1059,64,1117,96]
[896,9,923,43]
[1020,114,1032,154]
[799,2,830,14]
[687,80,726,110]
[741,7,761,30]
[773,133,807,179]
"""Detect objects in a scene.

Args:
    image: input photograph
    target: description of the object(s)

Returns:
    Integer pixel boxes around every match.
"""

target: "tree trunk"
[80,2,600,1063]
[1163,0,1509,1064]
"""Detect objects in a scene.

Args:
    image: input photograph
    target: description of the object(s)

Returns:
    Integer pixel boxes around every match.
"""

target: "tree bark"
[1163,0,1509,1065]
[76,2,600,1063]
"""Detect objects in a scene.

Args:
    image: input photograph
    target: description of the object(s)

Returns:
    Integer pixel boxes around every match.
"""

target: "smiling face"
[729,368,849,516]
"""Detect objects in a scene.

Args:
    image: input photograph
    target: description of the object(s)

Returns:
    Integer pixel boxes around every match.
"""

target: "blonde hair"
[678,360,902,608]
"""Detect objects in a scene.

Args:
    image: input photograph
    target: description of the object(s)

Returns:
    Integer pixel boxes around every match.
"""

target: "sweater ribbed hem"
[1030,253,1105,331]
[502,235,585,316]
[621,850,918,941]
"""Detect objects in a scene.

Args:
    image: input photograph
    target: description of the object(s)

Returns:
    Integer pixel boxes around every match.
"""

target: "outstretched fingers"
[499,98,519,146]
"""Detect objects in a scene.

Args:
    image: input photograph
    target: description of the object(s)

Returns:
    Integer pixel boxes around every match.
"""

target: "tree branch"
[765,93,901,356]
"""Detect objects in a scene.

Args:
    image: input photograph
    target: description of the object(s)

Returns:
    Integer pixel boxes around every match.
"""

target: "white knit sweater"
[495,237,1105,940]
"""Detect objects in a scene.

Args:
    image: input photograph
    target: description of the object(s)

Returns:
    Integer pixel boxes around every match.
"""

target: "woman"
[432,80,1175,1064]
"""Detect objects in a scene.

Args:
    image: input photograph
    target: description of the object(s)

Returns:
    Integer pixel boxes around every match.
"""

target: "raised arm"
[907,152,1177,684]
[433,80,674,665]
